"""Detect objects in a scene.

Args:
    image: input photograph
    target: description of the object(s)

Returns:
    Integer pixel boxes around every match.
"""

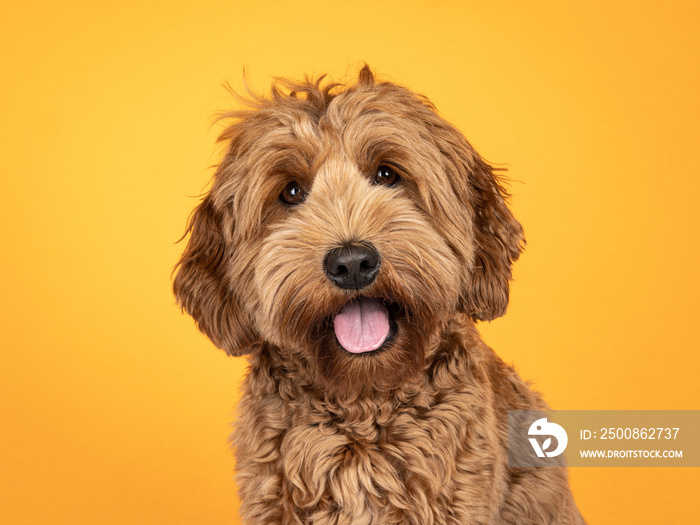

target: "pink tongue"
[333,298,390,353]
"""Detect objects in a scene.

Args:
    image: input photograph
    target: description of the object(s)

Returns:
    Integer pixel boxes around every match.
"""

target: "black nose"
[324,243,380,290]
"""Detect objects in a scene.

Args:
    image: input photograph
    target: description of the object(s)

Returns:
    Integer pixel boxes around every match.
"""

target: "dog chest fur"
[232,317,579,525]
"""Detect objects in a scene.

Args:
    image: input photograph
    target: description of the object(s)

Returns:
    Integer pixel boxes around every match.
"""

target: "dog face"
[174,67,523,396]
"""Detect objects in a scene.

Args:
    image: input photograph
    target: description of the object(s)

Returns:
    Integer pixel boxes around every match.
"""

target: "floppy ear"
[463,155,525,320]
[428,119,525,321]
[173,195,259,355]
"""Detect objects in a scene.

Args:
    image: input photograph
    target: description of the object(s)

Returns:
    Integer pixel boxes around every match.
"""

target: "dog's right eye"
[374,165,399,186]
[280,181,306,205]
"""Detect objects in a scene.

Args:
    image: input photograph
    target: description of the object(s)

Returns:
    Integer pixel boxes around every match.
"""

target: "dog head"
[174,67,523,395]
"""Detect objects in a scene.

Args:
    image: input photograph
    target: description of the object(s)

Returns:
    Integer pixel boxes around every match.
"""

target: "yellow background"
[1,1,698,523]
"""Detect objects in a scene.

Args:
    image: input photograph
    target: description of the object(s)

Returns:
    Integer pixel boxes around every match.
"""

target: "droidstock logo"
[528,418,568,458]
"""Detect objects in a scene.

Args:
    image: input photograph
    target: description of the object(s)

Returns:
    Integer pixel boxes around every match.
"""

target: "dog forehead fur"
[173,67,584,524]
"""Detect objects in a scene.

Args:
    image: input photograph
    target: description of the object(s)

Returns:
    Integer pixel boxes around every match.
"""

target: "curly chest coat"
[233,317,582,525]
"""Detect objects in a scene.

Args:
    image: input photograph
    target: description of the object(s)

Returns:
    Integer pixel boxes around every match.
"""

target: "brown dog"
[174,66,584,524]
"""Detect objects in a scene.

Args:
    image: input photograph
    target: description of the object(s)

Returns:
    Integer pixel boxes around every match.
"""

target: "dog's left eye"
[374,165,399,186]
[280,181,306,205]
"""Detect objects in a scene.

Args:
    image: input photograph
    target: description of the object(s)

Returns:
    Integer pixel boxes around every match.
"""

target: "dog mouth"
[332,297,399,354]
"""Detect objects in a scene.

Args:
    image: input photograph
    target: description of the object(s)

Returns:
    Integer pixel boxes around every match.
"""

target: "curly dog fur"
[174,66,584,524]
